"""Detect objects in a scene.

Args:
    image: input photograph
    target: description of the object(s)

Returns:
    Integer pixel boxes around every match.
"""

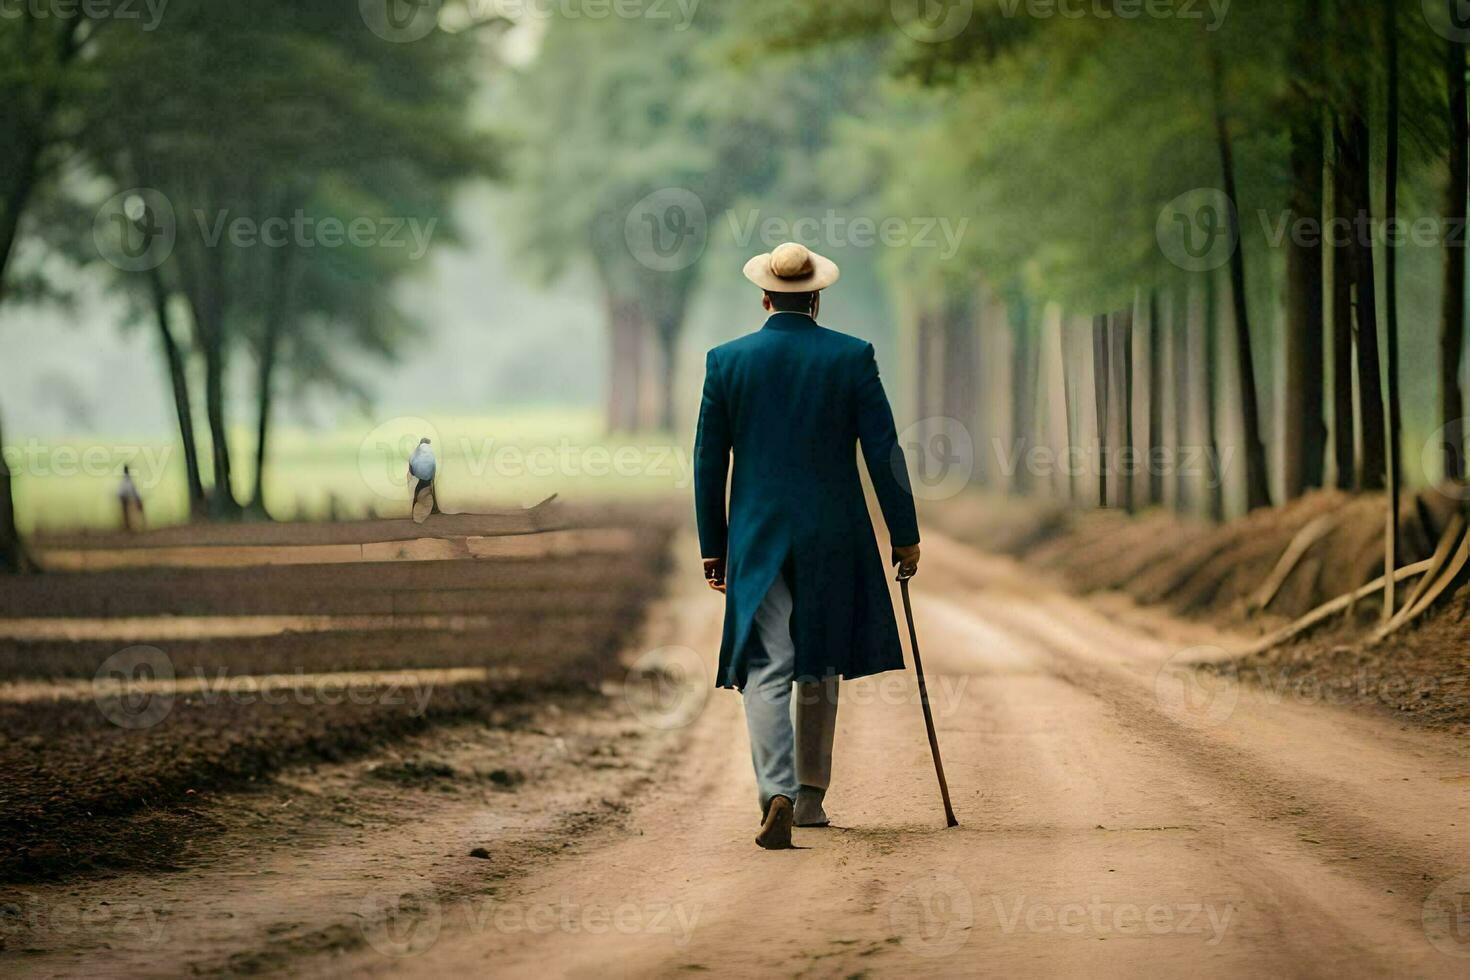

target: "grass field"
[8,409,689,532]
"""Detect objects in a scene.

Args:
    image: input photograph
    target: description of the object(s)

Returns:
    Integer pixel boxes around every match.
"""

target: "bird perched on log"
[408,437,437,524]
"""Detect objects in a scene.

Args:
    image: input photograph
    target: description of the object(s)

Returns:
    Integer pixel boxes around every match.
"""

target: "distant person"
[693,241,920,850]
[408,437,437,524]
[118,465,144,532]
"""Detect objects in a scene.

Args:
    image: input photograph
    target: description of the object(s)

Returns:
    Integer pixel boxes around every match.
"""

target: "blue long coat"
[693,311,920,690]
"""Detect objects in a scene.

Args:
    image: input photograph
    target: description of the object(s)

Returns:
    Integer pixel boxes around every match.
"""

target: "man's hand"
[703,557,727,593]
[892,543,920,580]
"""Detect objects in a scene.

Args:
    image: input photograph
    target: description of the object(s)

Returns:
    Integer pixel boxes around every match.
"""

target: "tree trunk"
[942,293,977,434]
[148,267,206,518]
[0,409,31,573]
[915,308,934,423]
[0,136,43,308]
[623,305,645,434]
[604,290,627,434]
[1147,290,1165,506]
[1092,314,1110,507]
[1204,272,1225,522]
[198,245,241,518]
[1173,287,1192,514]
[603,292,645,434]
[1007,291,1033,495]
[1284,110,1327,495]
[1442,11,1468,483]
[1383,0,1401,619]
[249,329,278,518]
[654,320,678,434]
[1331,123,1358,490]
[1112,306,1136,512]
[249,259,294,517]
[1210,48,1272,511]
[1059,313,1077,503]
[1285,0,1328,495]
[1344,113,1387,492]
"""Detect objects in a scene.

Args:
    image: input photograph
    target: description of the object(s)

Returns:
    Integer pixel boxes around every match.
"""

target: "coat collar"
[762,311,819,331]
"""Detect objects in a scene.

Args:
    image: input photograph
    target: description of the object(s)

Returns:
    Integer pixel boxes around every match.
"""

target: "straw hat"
[742,241,840,293]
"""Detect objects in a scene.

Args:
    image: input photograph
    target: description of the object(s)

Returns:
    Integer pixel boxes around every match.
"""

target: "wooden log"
[1372,522,1470,643]
[1247,512,1338,612]
[1375,512,1464,637]
[1241,558,1434,656]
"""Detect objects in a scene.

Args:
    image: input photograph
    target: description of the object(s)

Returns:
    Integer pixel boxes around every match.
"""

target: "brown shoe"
[755,795,794,850]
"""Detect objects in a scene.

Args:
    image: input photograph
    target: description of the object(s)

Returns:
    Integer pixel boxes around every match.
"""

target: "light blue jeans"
[743,571,840,814]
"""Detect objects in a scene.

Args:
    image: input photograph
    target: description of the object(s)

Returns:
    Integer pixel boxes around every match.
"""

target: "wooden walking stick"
[898,570,958,828]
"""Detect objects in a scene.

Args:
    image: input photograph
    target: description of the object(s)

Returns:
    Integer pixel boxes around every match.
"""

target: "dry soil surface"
[6,531,1470,978]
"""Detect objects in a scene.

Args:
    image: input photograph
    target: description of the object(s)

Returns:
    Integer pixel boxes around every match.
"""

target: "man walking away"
[694,241,921,850]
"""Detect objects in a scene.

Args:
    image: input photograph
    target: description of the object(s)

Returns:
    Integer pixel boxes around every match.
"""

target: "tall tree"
[0,411,31,572]
[1203,273,1225,522]
[1283,0,1327,496]
[1382,0,1402,617]
[1443,7,1468,484]
[1171,286,1193,514]
[1147,290,1165,506]
[1341,111,1387,492]
[146,265,207,516]
[1209,45,1272,511]
[1092,314,1111,507]
[1330,128,1358,490]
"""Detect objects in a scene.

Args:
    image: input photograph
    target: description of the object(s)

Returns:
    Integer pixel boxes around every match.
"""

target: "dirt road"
[9,531,1470,977]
